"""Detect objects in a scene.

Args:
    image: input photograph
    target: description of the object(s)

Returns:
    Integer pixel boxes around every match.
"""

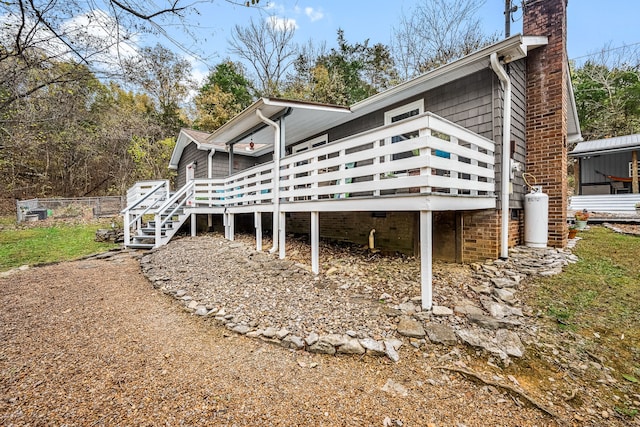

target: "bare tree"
[0,1,259,111]
[391,0,498,79]
[228,16,297,96]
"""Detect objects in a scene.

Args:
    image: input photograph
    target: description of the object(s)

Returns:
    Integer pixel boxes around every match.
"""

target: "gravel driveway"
[0,252,557,426]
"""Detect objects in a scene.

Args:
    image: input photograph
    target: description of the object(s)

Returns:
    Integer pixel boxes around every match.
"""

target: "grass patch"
[527,226,640,394]
[0,218,119,271]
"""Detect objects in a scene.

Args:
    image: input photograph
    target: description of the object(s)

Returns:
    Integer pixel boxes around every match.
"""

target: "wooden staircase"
[126,210,190,249]
[122,180,194,249]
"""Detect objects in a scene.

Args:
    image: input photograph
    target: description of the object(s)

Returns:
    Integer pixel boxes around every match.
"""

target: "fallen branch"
[437,366,566,425]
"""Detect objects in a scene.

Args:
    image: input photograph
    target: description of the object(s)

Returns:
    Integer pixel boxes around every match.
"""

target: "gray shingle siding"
[176,67,522,203]
[176,142,209,188]
[510,59,527,208]
[176,142,269,189]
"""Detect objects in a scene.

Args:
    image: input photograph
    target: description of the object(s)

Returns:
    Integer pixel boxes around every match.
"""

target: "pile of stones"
[139,240,578,362]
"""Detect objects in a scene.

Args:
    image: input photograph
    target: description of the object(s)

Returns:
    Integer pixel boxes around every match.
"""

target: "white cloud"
[264,2,285,14]
[304,7,324,22]
[0,9,139,72]
[266,15,298,31]
[63,10,139,62]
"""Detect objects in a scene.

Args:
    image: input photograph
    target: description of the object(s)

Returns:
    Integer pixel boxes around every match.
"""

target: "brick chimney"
[523,0,569,248]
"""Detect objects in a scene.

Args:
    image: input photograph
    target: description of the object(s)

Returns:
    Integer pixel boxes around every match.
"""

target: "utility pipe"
[207,149,215,229]
[490,52,512,259]
[208,149,215,178]
[256,108,281,254]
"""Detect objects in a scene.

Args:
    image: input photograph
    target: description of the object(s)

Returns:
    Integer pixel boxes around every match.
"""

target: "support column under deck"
[279,211,286,259]
[632,150,639,194]
[255,212,262,251]
[311,211,319,274]
[191,213,196,237]
[229,213,235,241]
[420,210,433,310]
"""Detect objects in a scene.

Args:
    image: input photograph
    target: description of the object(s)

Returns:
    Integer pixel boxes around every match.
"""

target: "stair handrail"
[122,181,169,247]
[158,180,195,221]
[120,181,168,214]
[157,180,195,229]
[153,181,195,247]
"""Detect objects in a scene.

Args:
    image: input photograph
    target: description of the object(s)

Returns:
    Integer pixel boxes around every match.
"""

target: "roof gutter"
[490,52,512,260]
[255,108,281,254]
[208,149,215,179]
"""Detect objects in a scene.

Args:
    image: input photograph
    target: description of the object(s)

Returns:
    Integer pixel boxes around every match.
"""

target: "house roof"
[569,134,640,157]
[168,128,267,169]
[180,33,581,160]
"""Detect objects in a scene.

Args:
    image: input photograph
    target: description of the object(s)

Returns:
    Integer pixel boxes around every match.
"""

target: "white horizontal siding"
[570,194,640,213]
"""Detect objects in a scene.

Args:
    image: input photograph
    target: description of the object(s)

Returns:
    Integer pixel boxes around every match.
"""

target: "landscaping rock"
[495,329,525,357]
[337,338,365,355]
[397,317,426,338]
[424,323,457,345]
[432,306,453,316]
[360,338,386,356]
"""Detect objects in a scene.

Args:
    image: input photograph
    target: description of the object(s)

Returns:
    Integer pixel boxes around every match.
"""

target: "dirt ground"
[0,254,560,427]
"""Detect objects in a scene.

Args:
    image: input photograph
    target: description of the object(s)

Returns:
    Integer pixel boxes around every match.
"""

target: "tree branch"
[109,0,188,20]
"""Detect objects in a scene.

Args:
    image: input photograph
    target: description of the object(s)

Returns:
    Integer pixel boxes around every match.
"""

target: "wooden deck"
[122,112,498,309]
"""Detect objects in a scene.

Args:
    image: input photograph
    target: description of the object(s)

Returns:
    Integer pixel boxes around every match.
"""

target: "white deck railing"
[126,180,170,209]
[187,112,495,208]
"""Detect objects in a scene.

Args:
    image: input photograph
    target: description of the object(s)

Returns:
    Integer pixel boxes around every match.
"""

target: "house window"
[384,100,424,172]
[628,161,640,177]
[186,162,196,182]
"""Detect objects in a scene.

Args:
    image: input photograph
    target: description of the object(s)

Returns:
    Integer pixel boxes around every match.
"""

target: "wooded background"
[1,0,638,214]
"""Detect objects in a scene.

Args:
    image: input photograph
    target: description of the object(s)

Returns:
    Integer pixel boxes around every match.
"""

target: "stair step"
[125,243,155,249]
[147,221,173,228]
[133,235,155,242]
[141,228,169,234]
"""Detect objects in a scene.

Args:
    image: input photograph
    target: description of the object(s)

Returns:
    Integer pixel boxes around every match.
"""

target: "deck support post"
[124,213,130,246]
[229,213,235,241]
[311,211,319,274]
[208,214,213,231]
[191,213,196,237]
[223,213,228,239]
[279,211,286,259]
[154,213,161,249]
[632,150,639,194]
[420,210,433,310]
[255,212,262,251]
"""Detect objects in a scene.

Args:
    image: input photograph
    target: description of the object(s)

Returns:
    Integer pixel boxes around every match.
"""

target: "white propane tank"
[524,186,549,248]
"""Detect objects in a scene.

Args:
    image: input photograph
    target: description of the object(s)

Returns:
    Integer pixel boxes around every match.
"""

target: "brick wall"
[461,209,523,262]
[524,0,569,248]
[509,211,523,247]
[462,210,500,262]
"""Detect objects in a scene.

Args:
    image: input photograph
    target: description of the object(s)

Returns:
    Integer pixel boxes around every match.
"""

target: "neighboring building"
[569,134,640,213]
[123,0,581,309]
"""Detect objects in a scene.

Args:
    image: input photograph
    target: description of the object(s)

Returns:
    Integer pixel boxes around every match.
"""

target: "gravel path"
[0,253,557,426]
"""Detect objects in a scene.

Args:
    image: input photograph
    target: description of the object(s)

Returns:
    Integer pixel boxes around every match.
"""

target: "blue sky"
[157,0,639,81]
